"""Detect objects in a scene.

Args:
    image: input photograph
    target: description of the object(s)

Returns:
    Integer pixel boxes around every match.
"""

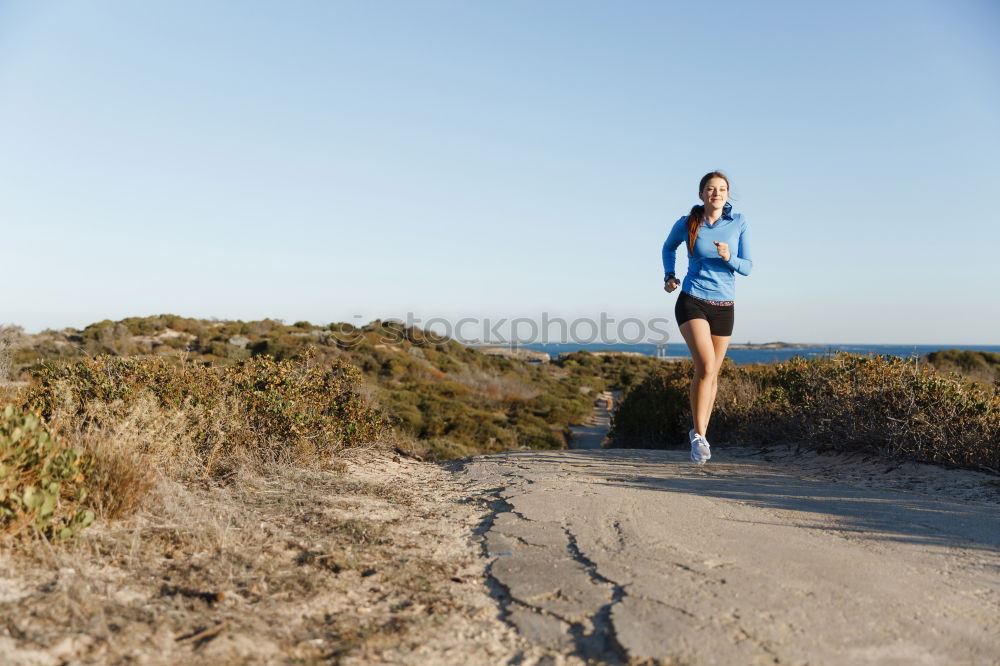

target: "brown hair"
[686,171,729,256]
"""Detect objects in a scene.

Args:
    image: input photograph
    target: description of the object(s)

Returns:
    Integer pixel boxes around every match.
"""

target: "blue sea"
[511,342,1000,366]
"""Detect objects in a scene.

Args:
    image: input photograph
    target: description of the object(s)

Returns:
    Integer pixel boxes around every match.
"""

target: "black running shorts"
[674,290,735,337]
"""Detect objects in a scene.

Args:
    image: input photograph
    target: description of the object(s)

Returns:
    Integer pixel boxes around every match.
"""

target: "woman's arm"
[724,217,752,276]
[661,217,687,279]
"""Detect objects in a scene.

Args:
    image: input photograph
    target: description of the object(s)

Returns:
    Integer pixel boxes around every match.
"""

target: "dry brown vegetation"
[23,349,389,483]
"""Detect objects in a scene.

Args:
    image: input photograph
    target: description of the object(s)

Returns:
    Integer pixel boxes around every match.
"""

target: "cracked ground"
[455,448,1000,665]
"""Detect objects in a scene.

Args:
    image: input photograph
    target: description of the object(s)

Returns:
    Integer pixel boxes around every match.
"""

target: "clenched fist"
[714,240,730,262]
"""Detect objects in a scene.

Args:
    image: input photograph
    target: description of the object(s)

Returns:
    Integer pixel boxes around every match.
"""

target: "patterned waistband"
[687,292,734,307]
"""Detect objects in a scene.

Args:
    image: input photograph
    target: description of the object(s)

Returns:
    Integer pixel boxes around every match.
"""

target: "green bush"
[0,405,95,539]
[225,351,388,449]
[606,361,692,448]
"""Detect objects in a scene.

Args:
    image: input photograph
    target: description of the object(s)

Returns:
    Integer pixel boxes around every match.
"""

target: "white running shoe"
[689,428,711,464]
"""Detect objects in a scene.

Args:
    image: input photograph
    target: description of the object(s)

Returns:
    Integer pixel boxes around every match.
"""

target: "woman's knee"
[693,361,719,380]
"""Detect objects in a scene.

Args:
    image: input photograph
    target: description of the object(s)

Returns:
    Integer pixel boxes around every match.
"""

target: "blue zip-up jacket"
[661,202,752,302]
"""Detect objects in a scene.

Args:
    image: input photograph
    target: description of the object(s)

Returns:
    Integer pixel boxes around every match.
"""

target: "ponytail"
[686,204,704,257]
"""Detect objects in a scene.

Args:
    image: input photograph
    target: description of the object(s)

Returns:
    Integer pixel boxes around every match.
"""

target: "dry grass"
[0,325,24,385]
[0,457,479,664]
[15,387,394,530]
[44,397,163,520]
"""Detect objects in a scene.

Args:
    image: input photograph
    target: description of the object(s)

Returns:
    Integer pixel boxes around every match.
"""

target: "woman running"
[662,171,753,464]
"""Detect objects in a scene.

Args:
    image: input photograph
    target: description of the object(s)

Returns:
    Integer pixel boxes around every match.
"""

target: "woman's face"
[700,177,729,207]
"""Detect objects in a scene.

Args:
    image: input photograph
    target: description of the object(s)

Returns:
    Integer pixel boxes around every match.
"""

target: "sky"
[2,0,998,345]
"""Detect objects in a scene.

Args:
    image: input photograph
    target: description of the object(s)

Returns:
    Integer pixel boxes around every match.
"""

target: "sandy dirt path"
[567,389,621,450]
[454,448,1000,665]
[567,404,612,449]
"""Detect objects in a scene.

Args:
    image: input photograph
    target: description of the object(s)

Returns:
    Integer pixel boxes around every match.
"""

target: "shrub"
[22,348,390,478]
[609,353,1000,471]
[924,349,1000,387]
[606,361,691,448]
[224,352,387,450]
[0,405,95,539]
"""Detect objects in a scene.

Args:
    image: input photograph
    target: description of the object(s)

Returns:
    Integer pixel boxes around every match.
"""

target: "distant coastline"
[491,342,1000,367]
[467,341,821,351]
[728,341,819,350]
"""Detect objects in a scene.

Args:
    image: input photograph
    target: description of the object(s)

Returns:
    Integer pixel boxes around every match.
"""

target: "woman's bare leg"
[702,334,731,435]
[678,319,717,437]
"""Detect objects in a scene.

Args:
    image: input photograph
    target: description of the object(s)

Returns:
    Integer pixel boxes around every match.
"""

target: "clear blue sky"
[2,0,998,344]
